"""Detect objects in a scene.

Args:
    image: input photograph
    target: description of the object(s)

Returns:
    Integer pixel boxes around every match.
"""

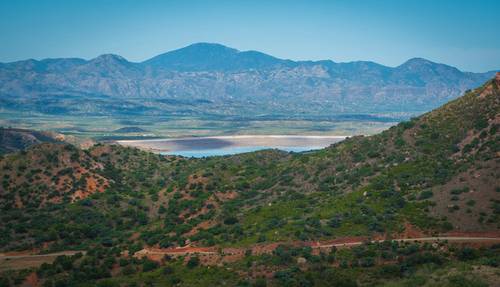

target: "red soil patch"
[1,144,109,208]
[251,242,283,255]
[215,191,238,201]
[479,84,494,99]
[22,272,40,287]
[395,222,426,239]
[14,194,23,208]
[184,220,217,237]
[71,176,107,201]
[128,232,141,241]
[110,263,121,277]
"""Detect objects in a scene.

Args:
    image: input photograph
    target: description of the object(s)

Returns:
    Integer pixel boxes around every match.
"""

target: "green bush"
[142,259,159,272]
[418,190,433,200]
[187,256,200,268]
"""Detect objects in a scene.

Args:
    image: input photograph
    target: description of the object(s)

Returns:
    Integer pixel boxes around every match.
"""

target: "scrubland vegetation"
[0,76,498,285]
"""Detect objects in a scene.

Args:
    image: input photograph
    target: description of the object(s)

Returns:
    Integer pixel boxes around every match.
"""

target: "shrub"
[448,274,487,287]
[418,190,433,200]
[378,264,401,278]
[466,200,476,206]
[450,186,469,195]
[359,257,375,267]
[96,280,119,287]
[0,277,10,287]
[457,247,478,261]
[224,217,238,225]
[474,118,489,131]
[187,256,200,268]
[254,277,267,287]
[162,266,173,275]
[142,260,159,272]
[119,258,129,267]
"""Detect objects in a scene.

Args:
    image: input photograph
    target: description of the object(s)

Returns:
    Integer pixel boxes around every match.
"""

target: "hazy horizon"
[2,42,497,73]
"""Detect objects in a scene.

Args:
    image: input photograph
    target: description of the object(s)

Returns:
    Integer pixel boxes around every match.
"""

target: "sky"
[0,0,499,72]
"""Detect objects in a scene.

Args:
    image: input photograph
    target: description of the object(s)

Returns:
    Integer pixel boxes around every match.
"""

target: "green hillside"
[0,75,498,286]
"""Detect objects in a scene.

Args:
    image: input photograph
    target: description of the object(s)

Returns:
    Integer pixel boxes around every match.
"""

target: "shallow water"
[160,145,326,157]
[118,135,345,158]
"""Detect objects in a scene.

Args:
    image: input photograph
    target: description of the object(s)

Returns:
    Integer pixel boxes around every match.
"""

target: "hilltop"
[0,75,498,286]
[0,128,58,154]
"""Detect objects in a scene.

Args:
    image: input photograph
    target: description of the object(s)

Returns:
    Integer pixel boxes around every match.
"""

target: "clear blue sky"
[0,0,499,72]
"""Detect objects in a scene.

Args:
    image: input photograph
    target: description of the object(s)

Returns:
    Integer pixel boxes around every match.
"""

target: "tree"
[142,259,159,272]
[224,217,238,225]
[0,277,10,287]
[187,256,200,268]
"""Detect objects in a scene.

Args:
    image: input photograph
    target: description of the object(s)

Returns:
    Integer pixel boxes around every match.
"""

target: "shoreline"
[116,135,348,155]
[116,134,348,144]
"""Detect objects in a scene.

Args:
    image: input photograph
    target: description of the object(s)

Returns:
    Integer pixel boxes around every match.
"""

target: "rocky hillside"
[0,74,498,287]
[0,74,498,254]
[0,143,109,209]
[0,43,495,119]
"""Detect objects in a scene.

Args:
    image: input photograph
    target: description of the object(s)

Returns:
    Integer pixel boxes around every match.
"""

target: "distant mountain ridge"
[144,43,294,71]
[0,43,497,119]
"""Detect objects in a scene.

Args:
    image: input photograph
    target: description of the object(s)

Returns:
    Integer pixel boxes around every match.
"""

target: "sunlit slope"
[0,74,498,251]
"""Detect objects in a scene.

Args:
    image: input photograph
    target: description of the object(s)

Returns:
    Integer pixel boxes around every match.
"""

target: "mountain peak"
[399,57,435,67]
[182,42,239,53]
[396,57,462,78]
[143,42,287,71]
[92,54,128,63]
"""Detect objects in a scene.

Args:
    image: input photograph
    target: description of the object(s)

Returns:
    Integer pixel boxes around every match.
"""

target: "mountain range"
[0,43,496,120]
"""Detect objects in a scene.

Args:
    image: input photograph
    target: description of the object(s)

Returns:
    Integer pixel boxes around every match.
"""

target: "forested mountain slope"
[0,74,498,254]
[0,74,499,287]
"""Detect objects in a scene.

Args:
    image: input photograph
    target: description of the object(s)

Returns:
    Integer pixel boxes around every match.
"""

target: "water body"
[118,135,346,158]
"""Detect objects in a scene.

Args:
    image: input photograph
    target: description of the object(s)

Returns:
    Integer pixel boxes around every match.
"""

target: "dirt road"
[2,235,499,270]
[0,251,84,271]
[134,235,500,264]
[315,236,500,248]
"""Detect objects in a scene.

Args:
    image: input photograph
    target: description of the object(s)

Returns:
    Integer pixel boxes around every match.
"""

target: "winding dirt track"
[314,236,500,248]
[1,236,498,268]
[133,236,500,261]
